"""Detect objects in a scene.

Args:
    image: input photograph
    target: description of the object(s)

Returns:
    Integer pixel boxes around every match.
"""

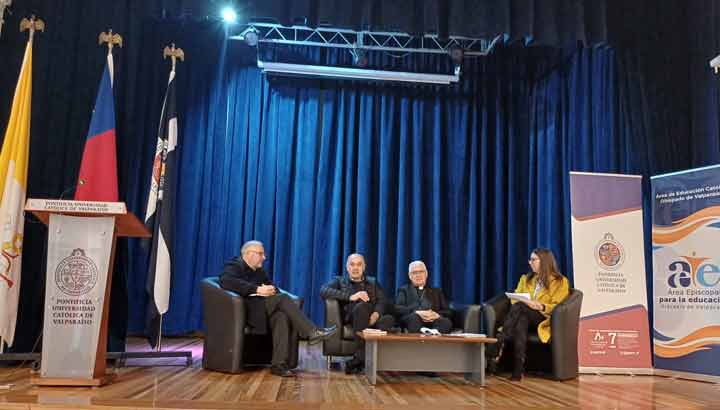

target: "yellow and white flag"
[0,34,33,348]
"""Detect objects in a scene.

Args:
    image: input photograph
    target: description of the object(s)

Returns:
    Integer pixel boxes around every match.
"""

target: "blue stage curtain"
[125,36,671,333]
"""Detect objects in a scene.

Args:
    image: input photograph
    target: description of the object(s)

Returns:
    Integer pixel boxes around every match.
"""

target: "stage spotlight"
[351,48,368,68]
[449,46,464,76]
[244,29,259,47]
[221,7,238,24]
[710,54,720,74]
[449,47,464,65]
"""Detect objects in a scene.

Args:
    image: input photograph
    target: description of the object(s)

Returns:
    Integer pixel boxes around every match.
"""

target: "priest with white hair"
[394,260,452,334]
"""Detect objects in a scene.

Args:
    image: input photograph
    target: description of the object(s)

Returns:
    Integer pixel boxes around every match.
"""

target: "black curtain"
[0,1,227,351]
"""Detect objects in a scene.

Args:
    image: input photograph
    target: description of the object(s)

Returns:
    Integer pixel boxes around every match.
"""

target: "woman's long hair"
[528,248,562,288]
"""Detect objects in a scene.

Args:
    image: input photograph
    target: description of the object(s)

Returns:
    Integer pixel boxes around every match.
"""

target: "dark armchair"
[200,276,303,373]
[322,298,358,360]
[322,298,482,364]
[482,288,583,380]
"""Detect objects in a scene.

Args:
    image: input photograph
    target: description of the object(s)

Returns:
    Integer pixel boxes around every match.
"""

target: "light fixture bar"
[257,61,459,85]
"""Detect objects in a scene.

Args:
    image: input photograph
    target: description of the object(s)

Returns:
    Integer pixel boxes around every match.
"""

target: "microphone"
[25,179,84,225]
[59,179,85,199]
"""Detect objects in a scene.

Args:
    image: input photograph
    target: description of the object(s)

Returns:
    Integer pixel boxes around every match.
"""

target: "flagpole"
[156,315,162,352]
[98,29,123,53]
[98,29,122,89]
[152,44,184,356]
[116,43,191,365]
[0,15,43,366]
[163,43,185,73]
[78,31,187,367]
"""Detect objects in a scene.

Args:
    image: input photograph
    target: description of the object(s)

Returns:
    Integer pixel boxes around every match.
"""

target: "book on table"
[362,328,387,336]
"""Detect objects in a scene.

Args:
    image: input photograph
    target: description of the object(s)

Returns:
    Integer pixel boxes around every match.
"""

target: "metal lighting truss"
[231,22,499,84]
[230,22,497,56]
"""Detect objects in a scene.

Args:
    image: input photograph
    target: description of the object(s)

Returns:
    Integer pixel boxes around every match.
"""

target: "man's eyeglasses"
[409,270,426,275]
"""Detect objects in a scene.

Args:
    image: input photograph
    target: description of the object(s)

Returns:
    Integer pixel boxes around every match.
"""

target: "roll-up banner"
[652,164,720,382]
[570,172,652,374]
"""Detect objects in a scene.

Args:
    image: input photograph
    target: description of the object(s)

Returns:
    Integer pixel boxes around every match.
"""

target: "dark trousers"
[501,302,545,370]
[346,302,394,362]
[401,313,452,334]
[265,293,316,367]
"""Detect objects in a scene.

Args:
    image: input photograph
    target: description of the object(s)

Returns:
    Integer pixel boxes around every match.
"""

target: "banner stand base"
[654,369,720,384]
[0,350,192,367]
[0,352,40,362]
[580,367,654,376]
[30,373,115,387]
[111,350,194,367]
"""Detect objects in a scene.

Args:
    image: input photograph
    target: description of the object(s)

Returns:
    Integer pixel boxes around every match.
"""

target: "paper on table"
[505,292,531,302]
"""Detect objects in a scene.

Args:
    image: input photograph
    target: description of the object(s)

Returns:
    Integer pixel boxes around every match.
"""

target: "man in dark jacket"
[395,260,452,334]
[219,240,337,377]
[320,253,395,374]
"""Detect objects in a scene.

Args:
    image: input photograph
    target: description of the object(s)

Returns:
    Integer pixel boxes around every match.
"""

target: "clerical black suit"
[395,284,452,334]
[219,257,316,368]
[320,276,395,361]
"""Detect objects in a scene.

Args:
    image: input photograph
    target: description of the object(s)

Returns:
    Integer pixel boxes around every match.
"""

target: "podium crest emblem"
[55,248,99,296]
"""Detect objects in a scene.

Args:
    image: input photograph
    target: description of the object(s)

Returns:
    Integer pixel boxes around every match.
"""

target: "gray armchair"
[200,276,303,373]
[322,298,483,362]
[482,288,583,380]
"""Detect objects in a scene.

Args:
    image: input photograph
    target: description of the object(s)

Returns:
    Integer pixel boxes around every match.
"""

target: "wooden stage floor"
[0,337,718,410]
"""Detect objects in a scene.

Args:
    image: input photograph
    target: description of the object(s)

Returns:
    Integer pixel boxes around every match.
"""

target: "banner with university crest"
[569,172,652,374]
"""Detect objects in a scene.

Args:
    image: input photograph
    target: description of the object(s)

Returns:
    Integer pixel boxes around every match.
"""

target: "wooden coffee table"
[358,332,497,386]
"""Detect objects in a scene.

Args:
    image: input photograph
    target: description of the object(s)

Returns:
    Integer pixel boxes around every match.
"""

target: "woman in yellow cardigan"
[490,248,569,381]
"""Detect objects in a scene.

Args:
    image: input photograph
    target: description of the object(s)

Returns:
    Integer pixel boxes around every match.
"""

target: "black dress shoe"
[307,325,338,345]
[486,359,498,375]
[270,365,295,377]
[510,357,524,381]
[344,359,364,375]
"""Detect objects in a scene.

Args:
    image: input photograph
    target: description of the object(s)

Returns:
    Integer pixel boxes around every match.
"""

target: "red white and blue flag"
[75,52,118,201]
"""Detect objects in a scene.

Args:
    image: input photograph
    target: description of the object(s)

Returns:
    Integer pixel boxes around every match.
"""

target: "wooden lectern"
[24,199,150,386]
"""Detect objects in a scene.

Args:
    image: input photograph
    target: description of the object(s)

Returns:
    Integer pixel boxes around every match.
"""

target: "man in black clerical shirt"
[219,240,337,377]
[395,260,452,334]
[320,253,395,374]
